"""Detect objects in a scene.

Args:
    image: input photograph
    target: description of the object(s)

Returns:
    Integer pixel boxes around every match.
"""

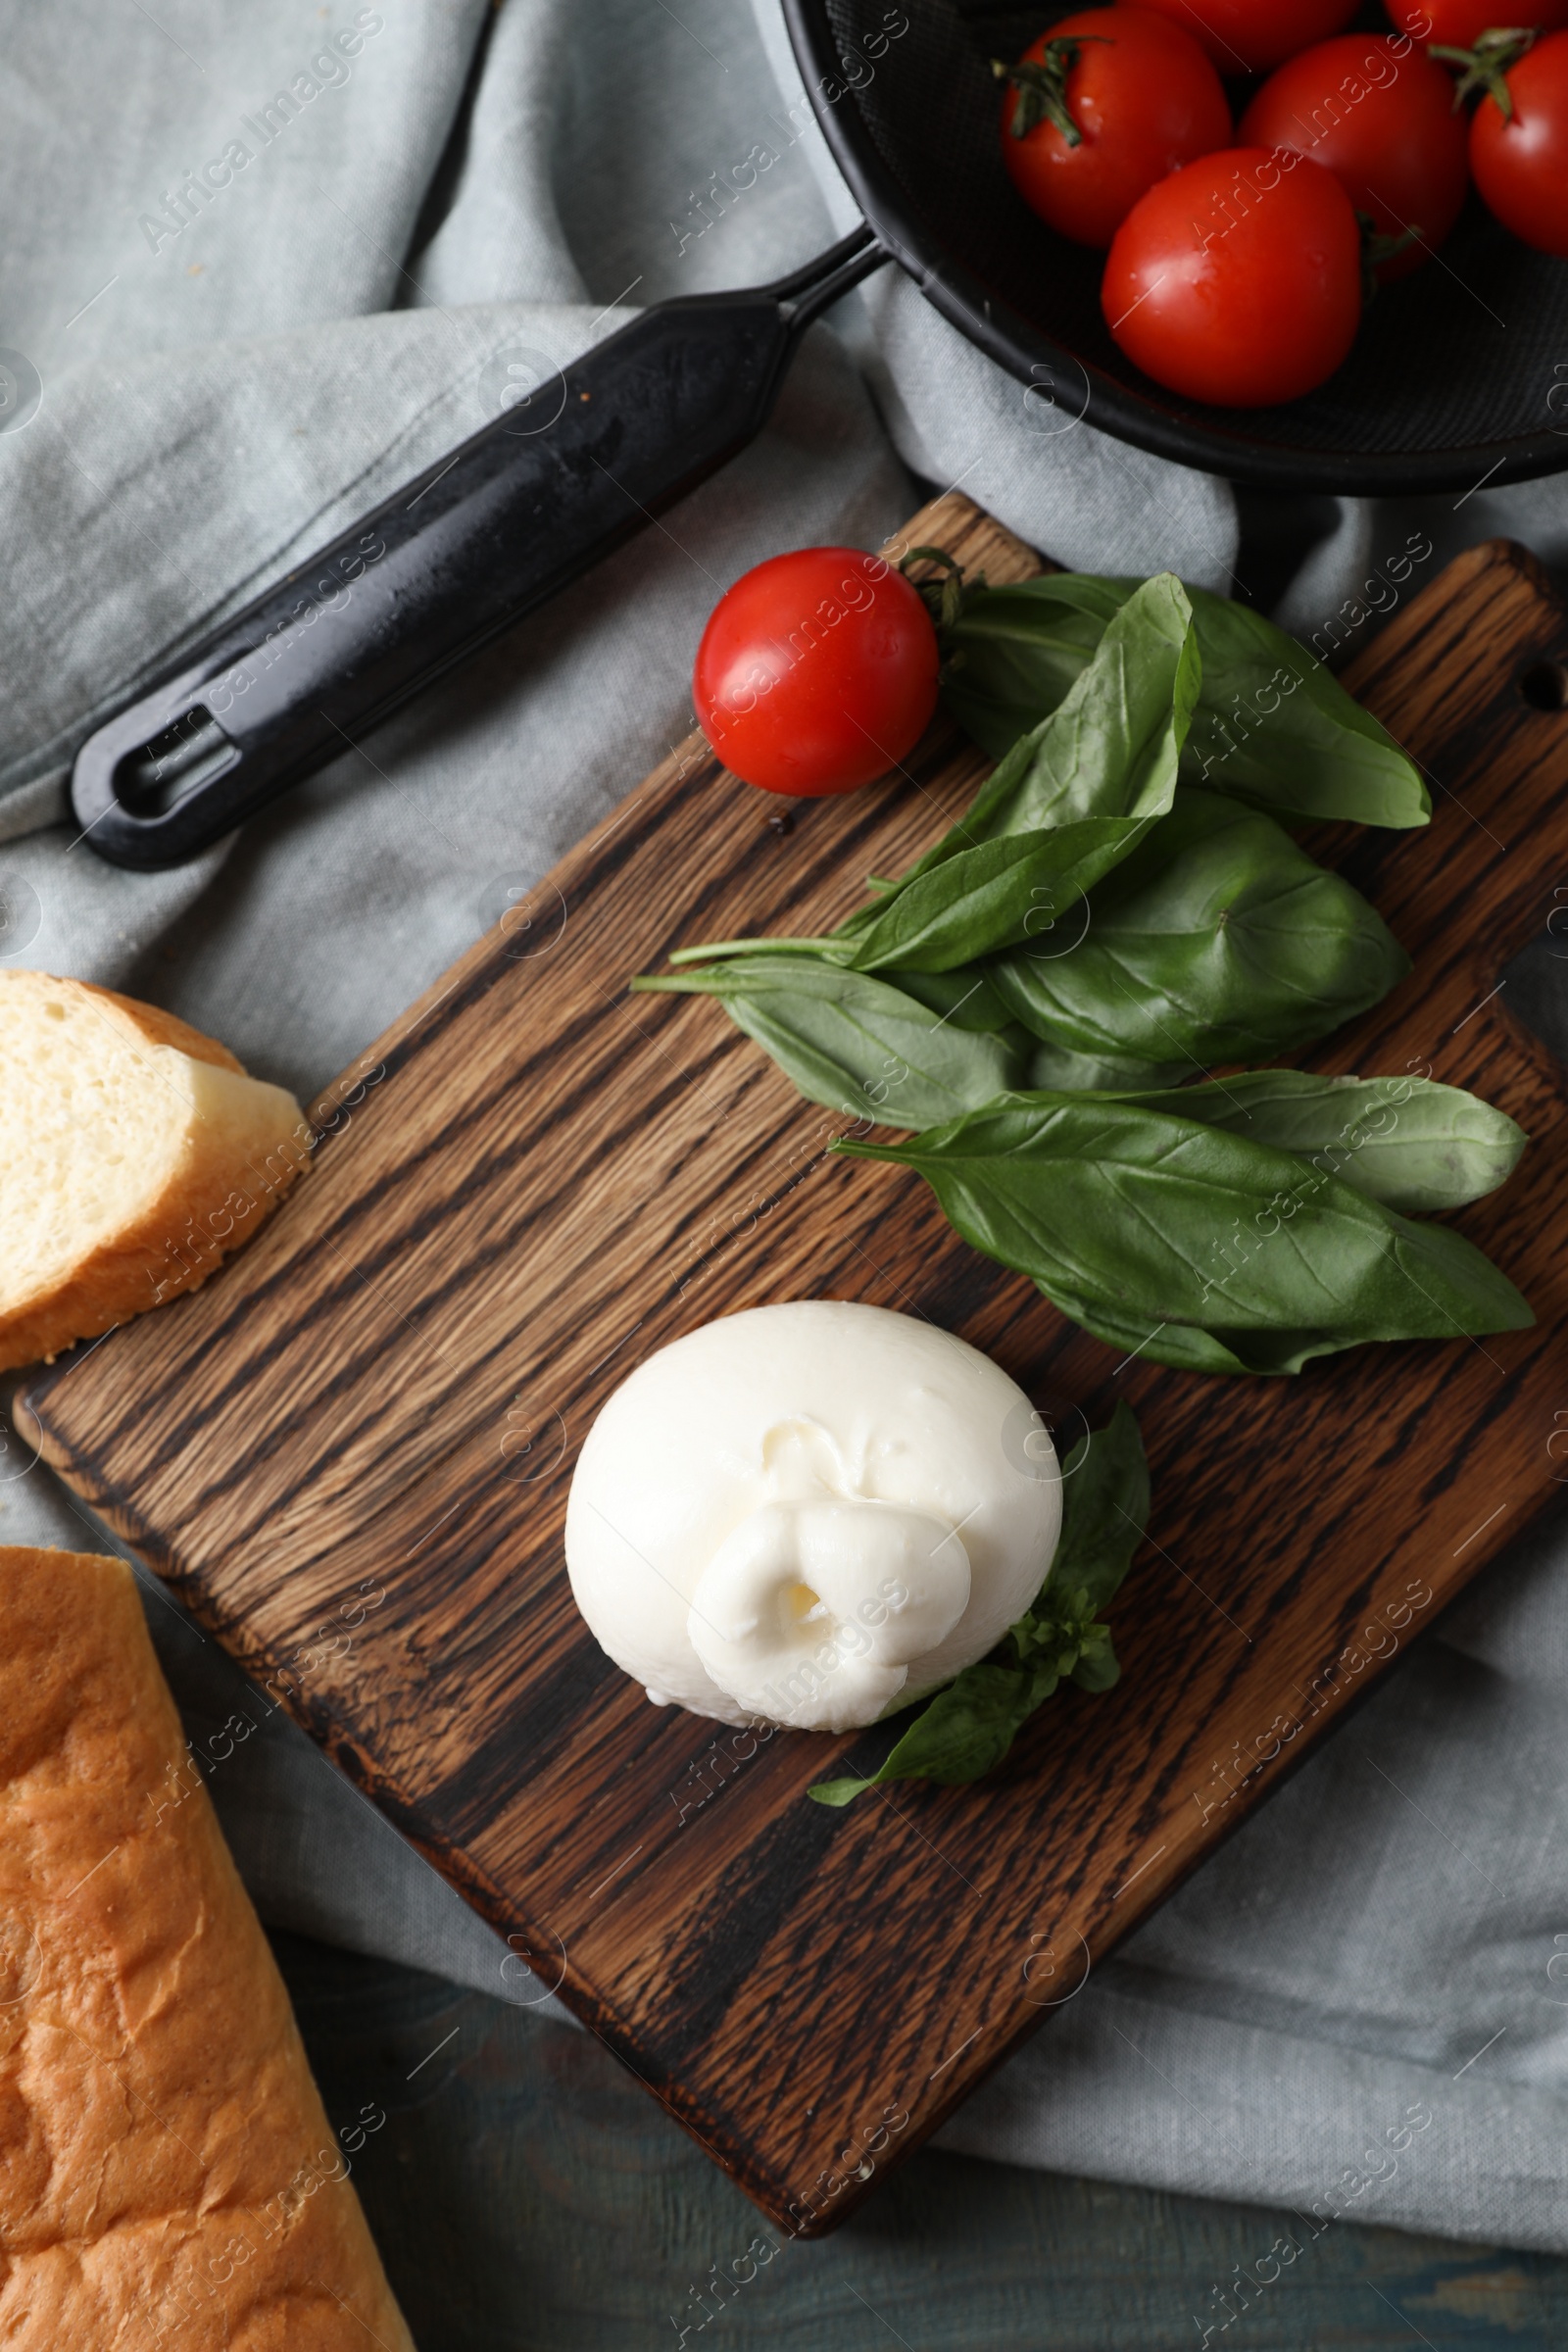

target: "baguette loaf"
[0,1544,417,2350]
[0,969,309,1373]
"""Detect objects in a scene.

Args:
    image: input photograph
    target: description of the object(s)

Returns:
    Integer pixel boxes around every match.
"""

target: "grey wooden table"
[272,1932,1567,2352]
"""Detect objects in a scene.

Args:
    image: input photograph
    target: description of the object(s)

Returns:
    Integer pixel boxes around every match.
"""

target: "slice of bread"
[0,969,309,1373]
[0,1544,416,2349]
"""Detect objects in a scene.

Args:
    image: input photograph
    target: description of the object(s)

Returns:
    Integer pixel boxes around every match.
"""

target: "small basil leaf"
[987,789,1410,1070]
[918,571,1198,860]
[808,1661,1051,1804]
[1045,1277,1367,1376]
[1202,1327,1367,1375]
[1069,1626,1122,1693]
[630,956,1028,1129]
[1048,1288,1446,1379]
[1044,1396,1150,1619]
[1101,1071,1529,1214]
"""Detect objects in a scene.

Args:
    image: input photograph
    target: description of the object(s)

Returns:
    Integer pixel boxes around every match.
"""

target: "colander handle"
[71,229,885,871]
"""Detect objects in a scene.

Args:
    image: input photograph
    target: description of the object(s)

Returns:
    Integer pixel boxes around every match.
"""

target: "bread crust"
[0,973,311,1374]
[0,1544,417,2350]
[74,980,246,1073]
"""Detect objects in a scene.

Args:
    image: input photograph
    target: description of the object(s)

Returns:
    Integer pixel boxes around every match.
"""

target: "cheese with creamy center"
[564,1300,1061,1733]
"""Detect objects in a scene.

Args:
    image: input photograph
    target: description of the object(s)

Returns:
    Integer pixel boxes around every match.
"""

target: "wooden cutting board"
[21,495,1568,2238]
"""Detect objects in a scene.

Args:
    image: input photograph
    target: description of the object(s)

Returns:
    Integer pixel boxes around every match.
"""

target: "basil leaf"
[894,969,1189,1088]
[840,1096,1533,1371]
[837,816,1168,976]
[1039,1281,1353,1378]
[808,1661,1054,1804]
[987,789,1410,1071]
[630,956,1028,1129]
[824,573,1200,971]
[1065,1621,1120,1692]
[943,578,1131,760]
[809,1401,1148,1802]
[1178,585,1429,829]
[969,571,1199,836]
[877,571,1199,892]
[1026,1037,1189,1090]
[890,965,1019,1032]
[946,576,1429,830]
[1044,1396,1150,1620]
[667,817,1178,978]
[1102,1071,1528,1214]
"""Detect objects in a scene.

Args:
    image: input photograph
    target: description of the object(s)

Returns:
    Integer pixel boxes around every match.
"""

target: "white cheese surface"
[564,1299,1061,1732]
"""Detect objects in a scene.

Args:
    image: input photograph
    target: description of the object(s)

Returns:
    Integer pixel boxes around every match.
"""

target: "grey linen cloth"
[3,0,1568,2254]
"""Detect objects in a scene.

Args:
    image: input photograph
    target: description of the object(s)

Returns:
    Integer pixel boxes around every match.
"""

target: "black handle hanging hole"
[1519,662,1568,712]
[114,707,240,814]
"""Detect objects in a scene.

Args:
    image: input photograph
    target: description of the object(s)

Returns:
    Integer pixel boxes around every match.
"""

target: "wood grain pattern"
[20,497,1568,2238]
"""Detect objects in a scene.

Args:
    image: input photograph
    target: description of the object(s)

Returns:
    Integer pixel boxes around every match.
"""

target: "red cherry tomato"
[998,7,1231,250]
[1134,0,1357,74]
[1386,1,1568,42]
[693,549,939,798]
[1241,36,1468,280]
[1470,30,1568,255]
[1102,147,1362,407]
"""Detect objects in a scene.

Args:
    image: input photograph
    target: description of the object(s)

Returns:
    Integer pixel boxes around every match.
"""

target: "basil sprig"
[944,575,1430,830]
[841,1096,1534,1377]
[986,788,1411,1072]
[809,1400,1149,1804]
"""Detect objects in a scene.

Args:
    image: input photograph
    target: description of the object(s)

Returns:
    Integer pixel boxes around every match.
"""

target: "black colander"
[786,0,1568,492]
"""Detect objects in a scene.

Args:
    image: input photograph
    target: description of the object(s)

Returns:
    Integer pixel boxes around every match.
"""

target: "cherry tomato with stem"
[1103,147,1363,408]
[996,7,1231,250]
[693,549,940,798]
[1467,28,1568,255]
[1241,35,1469,280]
[1133,0,1357,74]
